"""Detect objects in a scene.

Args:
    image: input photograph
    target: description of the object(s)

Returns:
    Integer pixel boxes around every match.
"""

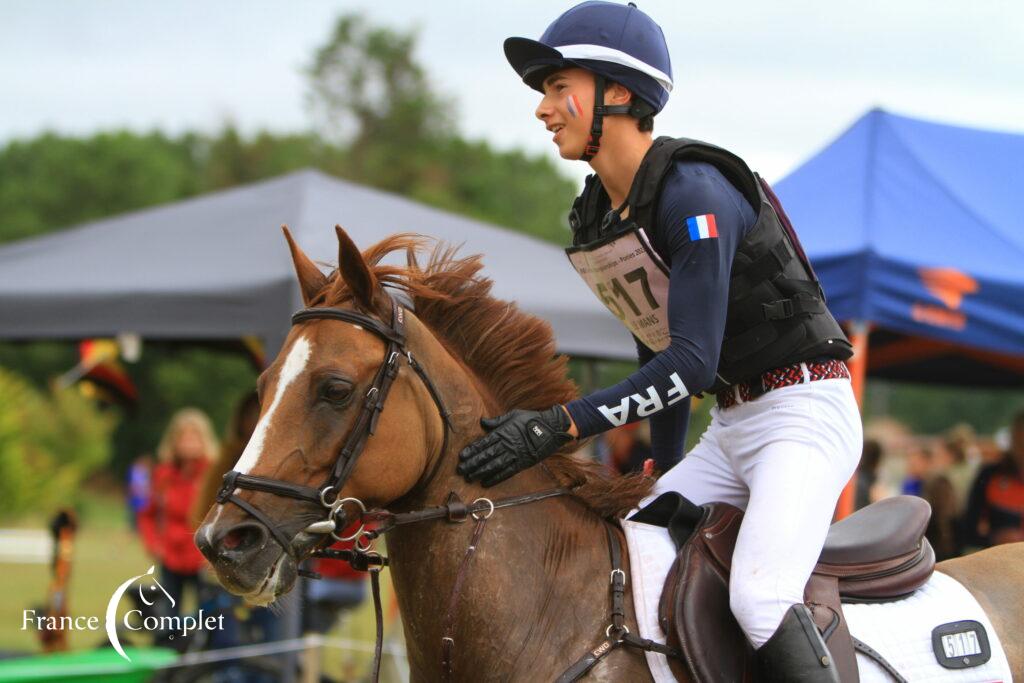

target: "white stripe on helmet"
[555,43,673,93]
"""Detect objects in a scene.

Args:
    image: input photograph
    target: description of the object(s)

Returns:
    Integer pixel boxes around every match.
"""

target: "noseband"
[216,294,452,555]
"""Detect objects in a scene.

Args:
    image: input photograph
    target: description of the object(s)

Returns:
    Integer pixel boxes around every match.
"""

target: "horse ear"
[333,225,379,310]
[282,225,327,306]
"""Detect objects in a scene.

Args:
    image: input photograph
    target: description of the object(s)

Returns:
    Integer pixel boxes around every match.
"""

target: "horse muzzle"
[196,519,299,602]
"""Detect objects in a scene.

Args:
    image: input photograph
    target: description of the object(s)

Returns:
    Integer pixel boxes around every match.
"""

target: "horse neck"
[387,469,618,677]
[384,319,621,677]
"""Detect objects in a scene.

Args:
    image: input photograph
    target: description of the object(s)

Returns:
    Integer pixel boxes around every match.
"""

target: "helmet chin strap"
[579,74,634,162]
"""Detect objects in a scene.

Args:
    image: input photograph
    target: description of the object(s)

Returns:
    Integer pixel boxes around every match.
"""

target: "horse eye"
[321,381,352,405]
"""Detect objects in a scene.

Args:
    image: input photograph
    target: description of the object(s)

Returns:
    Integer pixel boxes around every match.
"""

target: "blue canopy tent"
[775,109,1024,387]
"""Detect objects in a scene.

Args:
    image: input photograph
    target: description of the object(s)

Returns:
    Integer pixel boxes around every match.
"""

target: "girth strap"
[853,637,908,683]
[556,524,680,683]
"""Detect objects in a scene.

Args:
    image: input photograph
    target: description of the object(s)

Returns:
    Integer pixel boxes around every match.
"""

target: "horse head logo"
[104,566,175,662]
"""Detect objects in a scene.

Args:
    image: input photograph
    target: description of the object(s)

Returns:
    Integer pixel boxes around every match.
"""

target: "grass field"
[0,490,405,681]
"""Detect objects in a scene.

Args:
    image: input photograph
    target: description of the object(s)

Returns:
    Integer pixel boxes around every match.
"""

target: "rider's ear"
[282,225,328,306]
[333,224,380,312]
[605,81,632,106]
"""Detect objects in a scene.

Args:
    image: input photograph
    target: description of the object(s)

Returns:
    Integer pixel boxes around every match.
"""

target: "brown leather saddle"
[642,495,934,682]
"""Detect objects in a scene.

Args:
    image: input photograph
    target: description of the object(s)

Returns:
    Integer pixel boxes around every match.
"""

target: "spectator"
[901,445,930,497]
[977,436,1004,465]
[138,408,218,618]
[943,424,980,514]
[855,440,883,510]
[126,454,153,530]
[922,466,961,561]
[960,411,1024,549]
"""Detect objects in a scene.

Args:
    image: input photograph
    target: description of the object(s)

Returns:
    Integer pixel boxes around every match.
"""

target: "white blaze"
[234,335,312,475]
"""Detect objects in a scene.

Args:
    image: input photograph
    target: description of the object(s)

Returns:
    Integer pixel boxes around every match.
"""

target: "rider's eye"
[320,381,353,405]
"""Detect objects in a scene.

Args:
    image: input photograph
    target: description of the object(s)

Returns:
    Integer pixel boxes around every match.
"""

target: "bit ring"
[471,498,495,520]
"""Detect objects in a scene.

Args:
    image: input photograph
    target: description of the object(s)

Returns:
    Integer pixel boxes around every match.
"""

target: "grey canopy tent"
[0,169,633,360]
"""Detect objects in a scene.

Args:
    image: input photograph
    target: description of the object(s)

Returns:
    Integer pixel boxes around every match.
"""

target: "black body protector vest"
[566,137,852,393]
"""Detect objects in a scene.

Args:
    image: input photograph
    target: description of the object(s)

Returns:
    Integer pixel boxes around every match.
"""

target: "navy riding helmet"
[504,1,673,160]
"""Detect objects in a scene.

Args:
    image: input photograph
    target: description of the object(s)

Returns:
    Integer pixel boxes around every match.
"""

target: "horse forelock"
[300,233,653,517]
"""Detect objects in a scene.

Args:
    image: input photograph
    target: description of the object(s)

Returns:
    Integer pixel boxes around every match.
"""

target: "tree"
[0,131,201,244]
[0,367,114,517]
[307,13,451,185]
[305,13,576,241]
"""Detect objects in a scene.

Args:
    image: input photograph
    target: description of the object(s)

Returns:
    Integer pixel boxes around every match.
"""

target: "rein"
[216,294,679,681]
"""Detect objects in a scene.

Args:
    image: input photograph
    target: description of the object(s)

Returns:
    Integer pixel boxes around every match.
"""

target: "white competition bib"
[566,228,671,352]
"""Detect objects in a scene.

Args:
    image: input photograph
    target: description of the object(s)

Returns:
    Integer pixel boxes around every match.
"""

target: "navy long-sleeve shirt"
[566,159,757,468]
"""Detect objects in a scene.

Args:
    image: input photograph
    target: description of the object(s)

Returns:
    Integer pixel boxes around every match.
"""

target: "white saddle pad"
[621,520,1013,683]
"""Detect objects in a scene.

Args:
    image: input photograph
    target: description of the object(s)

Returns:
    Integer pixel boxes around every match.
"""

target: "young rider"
[457,2,861,680]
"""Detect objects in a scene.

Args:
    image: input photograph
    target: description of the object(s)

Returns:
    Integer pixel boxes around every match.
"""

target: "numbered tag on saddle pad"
[566,228,671,352]
[932,620,991,669]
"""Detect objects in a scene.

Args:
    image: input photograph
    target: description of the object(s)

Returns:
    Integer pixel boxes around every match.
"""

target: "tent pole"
[836,320,870,519]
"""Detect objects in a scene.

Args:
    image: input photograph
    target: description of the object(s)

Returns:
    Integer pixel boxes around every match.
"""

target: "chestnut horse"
[197,227,1024,682]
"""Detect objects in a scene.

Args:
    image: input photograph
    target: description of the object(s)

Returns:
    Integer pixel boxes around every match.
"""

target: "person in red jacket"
[137,407,218,618]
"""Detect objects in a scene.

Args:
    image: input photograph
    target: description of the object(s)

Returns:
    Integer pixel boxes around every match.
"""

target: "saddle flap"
[659,503,754,682]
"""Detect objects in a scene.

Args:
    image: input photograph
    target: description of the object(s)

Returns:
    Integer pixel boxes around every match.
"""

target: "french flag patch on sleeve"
[686,214,718,240]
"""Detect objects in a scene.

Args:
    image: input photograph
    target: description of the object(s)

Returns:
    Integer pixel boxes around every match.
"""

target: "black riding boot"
[755,604,841,682]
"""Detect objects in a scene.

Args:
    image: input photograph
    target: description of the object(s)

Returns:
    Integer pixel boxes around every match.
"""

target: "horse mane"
[312,233,653,518]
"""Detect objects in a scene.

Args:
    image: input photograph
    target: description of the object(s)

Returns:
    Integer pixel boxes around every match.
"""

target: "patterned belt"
[716,359,851,409]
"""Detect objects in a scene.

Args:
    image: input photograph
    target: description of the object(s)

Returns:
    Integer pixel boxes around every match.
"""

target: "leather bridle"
[215,293,453,555]
[213,292,680,682]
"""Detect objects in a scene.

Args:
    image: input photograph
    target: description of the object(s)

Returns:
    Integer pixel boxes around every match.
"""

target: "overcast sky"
[3,1,1022,183]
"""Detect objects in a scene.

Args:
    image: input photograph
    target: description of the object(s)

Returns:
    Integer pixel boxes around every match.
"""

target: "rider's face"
[535,68,594,159]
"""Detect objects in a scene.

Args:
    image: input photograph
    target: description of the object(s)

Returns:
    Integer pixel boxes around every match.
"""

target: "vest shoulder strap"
[569,173,612,245]
[628,137,763,226]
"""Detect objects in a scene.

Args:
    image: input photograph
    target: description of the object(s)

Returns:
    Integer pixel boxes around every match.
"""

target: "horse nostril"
[219,522,268,556]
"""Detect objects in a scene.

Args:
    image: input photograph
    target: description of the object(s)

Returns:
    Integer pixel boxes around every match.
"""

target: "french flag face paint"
[686,214,719,240]
[566,94,583,119]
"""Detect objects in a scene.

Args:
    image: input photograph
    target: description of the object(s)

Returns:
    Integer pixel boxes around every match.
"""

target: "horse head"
[196,226,449,605]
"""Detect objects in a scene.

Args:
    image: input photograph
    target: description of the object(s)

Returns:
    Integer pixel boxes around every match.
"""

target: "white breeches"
[642,376,862,648]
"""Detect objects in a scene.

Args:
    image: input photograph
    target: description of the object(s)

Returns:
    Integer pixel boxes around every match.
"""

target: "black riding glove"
[457,406,574,487]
